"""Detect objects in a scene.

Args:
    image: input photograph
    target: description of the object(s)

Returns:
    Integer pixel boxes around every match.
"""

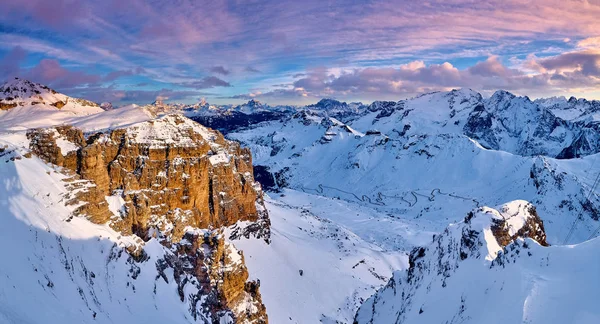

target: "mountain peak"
[1,77,57,98]
[0,78,100,112]
[490,89,517,101]
[247,98,262,106]
[355,201,551,324]
[310,98,347,109]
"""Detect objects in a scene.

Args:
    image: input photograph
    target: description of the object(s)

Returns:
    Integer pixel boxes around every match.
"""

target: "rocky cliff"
[27,114,270,242]
[26,113,270,322]
[156,230,267,323]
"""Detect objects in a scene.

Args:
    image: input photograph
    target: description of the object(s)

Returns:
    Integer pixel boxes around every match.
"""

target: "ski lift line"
[563,172,600,244]
[588,225,600,241]
[563,169,600,244]
[561,154,599,243]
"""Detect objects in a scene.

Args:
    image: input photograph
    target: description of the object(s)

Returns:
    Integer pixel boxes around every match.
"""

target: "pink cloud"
[26,59,101,88]
[235,52,600,101]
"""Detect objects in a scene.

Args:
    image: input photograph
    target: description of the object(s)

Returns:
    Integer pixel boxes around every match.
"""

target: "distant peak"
[308,98,348,110]
[317,98,343,105]
[490,89,516,99]
[1,77,52,92]
[246,99,262,106]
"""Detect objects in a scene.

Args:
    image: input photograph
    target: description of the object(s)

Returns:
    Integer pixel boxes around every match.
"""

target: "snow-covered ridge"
[355,201,599,324]
[0,78,107,131]
[122,114,220,148]
[0,77,100,112]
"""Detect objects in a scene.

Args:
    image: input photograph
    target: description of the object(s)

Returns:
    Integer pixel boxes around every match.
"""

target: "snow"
[209,152,230,165]
[224,87,600,322]
[231,194,407,323]
[73,104,155,132]
[2,80,600,323]
[105,191,126,217]
[0,79,104,131]
[229,91,600,245]
[0,143,200,323]
[50,129,80,154]
[354,202,600,324]
[122,114,218,148]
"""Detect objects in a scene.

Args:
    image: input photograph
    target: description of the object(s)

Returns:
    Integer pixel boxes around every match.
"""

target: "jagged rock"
[156,230,268,323]
[355,200,550,324]
[27,114,270,243]
[25,113,271,323]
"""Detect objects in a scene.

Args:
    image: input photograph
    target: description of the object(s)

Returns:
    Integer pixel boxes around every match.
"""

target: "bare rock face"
[27,114,270,322]
[28,114,270,242]
[157,230,268,323]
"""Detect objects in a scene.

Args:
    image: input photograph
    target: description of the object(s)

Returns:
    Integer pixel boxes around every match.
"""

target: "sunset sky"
[1,0,600,105]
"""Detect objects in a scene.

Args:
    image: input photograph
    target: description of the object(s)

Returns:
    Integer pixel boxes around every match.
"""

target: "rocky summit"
[26,114,270,243]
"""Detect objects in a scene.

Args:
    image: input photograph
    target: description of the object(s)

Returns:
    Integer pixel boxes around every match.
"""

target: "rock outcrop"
[355,200,549,324]
[28,114,270,242]
[157,230,268,323]
[26,113,270,323]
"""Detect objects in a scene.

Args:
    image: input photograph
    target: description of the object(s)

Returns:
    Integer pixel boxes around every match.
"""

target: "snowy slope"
[0,143,204,323]
[355,201,600,324]
[229,109,600,245]
[230,193,407,323]
[0,78,104,131]
[3,80,600,324]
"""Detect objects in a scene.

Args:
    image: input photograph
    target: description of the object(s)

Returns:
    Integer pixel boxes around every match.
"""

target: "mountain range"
[0,77,599,324]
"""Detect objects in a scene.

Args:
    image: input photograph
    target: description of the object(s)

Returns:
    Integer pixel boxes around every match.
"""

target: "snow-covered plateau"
[1,78,599,323]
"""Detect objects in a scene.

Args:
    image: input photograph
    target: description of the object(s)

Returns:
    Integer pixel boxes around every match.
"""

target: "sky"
[1,0,600,106]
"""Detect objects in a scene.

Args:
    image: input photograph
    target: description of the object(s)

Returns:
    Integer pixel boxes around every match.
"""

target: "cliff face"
[157,230,268,323]
[26,114,269,322]
[28,114,270,242]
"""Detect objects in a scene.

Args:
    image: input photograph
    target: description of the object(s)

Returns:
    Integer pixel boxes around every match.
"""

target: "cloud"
[536,50,600,76]
[70,86,203,104]
[103,69,135,82]
[179,76,231,89]
[25,59,101,88]
[228,87,308,100]
[578,37,600,49]
[3,1,600,103]
[467,56,519,78]
[0,0,86,29]
[233,52,600,101]
[245,66,261,73]
[210,66,230,75]
[0,46,26,77]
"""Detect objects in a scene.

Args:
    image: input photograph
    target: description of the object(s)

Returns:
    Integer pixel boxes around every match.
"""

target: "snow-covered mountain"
[2,80,600,324]
[306,98,366,122]
[0,85,271,323]
[355,201,600,324]
[0,78,105,130]
[184,100,294,134]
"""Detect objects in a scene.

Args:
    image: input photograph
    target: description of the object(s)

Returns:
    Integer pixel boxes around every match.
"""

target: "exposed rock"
[27,114,270,243]
[355,200,549,324]
[0,102,17,110]
[26,113,270,323]
[156,230,268,323]
[51,100,66,109]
